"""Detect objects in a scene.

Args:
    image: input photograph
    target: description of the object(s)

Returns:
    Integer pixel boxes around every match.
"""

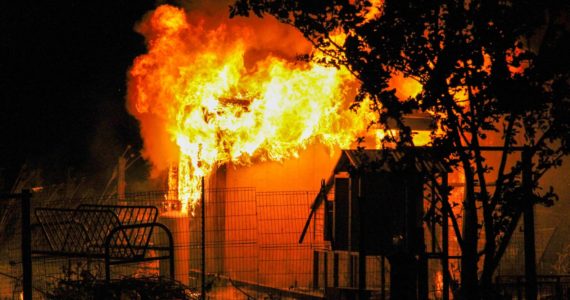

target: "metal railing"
[32,204,174,282]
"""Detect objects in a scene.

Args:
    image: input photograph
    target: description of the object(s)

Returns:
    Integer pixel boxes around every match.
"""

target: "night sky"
[1,0,158,187]
[2,1,568,197]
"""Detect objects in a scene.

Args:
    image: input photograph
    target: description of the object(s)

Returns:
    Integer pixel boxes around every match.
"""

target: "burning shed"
[310,148,448,298]
[329,149,444,255]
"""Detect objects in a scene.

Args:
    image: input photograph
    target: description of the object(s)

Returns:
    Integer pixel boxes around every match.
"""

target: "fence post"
[21,189,32,300]
[442,172,450,300]
[523,148,537,300]
[313,251,319,290]
[201,176,206,300]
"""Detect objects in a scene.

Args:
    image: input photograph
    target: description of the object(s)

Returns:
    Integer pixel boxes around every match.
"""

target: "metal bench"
[33,204,174,281]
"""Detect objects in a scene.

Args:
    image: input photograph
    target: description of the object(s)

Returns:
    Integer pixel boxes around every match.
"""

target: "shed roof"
[299,148,447,244]
[334,148,447,174]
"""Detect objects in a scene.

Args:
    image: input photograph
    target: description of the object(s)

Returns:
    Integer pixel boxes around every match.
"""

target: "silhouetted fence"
[2,188,569,299]
[1,189,330,299]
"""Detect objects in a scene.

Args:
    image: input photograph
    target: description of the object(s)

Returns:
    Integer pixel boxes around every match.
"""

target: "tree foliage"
[231,0,569,298]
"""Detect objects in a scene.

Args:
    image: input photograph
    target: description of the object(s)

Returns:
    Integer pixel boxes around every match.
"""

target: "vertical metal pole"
[417,163,426,300]
[347,177,355,289]
[105,246,111,282]
[201,176,206,299]
[21,189,32,300]
[523,148,537,300]
[167,226,175,281]
[441,173,450,300]
[357,178,366,299]
[313,251,319,290]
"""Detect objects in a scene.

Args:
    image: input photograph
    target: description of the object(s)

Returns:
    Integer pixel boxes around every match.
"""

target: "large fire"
[127,5,419,213]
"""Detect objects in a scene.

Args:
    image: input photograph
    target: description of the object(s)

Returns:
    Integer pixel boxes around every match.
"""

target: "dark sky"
[1,0,157,186]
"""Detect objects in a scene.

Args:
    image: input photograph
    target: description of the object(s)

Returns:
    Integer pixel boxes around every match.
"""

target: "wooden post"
[523,148,537,300]
[21,189,32,300]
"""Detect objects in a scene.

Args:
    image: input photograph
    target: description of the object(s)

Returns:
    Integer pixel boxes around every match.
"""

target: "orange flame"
[127,5,379,213]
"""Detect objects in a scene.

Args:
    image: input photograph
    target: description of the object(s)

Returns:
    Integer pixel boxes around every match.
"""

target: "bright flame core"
[128,5,377,213]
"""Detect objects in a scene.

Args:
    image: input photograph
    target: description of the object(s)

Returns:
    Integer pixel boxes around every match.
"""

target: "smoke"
[156,0,312,62]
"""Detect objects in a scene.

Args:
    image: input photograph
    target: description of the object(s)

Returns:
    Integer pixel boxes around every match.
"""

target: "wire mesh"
[256,191,319,289]
[112,188,325,297]
[0,188,400,299]
[4,185,566,299]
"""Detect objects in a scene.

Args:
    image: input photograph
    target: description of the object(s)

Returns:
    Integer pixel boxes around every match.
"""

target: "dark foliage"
[230,1,569,298]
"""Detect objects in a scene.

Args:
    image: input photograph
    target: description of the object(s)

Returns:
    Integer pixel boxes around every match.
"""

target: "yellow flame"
[127,5,433,214]
[128,5,379,213]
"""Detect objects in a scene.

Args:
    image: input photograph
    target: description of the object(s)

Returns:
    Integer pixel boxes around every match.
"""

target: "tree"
[230,1,570,299]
